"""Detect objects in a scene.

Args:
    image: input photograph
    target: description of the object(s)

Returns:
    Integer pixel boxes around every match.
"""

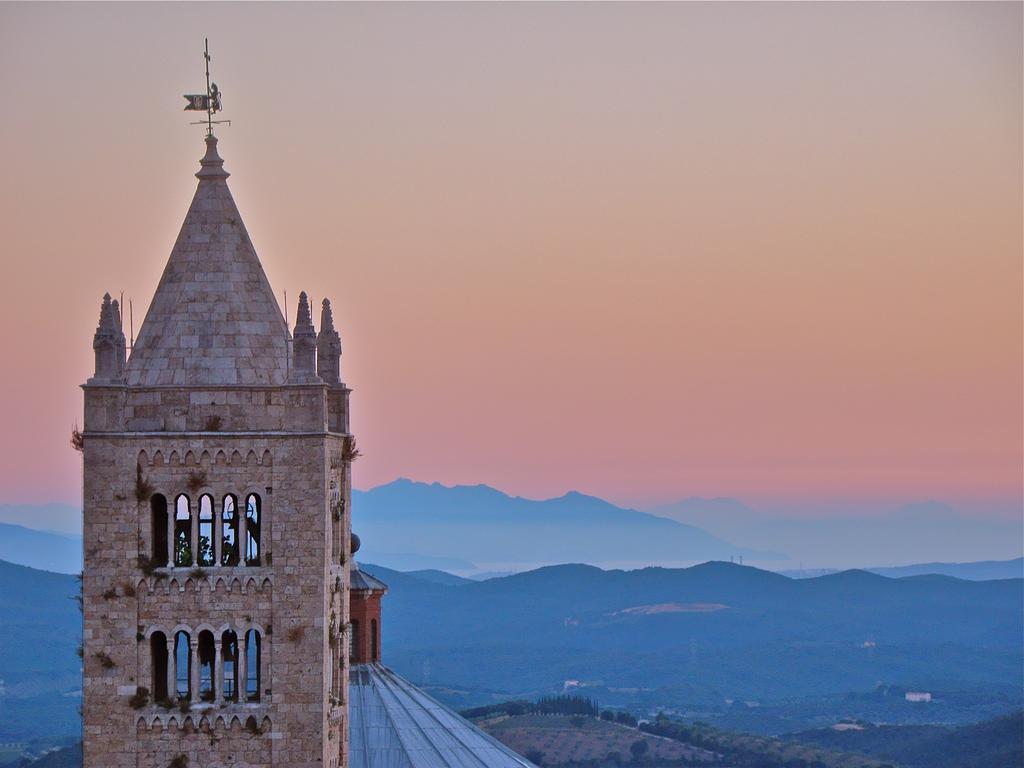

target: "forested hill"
[0,560,81,743]
[790,710,1024,768]
[360,560,1022,713]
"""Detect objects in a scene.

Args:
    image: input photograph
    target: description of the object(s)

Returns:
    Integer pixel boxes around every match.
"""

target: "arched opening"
[221,495,239,566]
[245,629,261,701]
[150,494,168,565]
[245,494,261,566]
[371,619,379,662]
[350,620,360,662]
[198,495,214,566]
[221,630,239,701]
[174,630,191,700]
[174,495,192,567]
[197,630,215,701]
[150,631,168,702]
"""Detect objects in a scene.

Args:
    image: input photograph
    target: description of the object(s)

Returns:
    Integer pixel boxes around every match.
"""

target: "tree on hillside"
[616,711,638,727]
[535,694,600,717]
[629,739,649,763]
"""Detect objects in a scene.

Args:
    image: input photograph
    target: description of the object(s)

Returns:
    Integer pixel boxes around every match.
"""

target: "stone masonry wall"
[82,385,351,768]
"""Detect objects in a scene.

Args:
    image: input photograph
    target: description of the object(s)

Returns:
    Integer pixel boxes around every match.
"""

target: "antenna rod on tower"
[284,289,291,377]
[183,38,229,133]
[204,37,213,136]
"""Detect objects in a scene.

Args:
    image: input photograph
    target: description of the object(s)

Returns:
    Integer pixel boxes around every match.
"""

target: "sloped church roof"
[349,664,536,768]
[125,135,290,386]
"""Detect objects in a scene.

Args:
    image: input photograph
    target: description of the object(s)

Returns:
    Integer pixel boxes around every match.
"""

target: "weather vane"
[183,38,230,135]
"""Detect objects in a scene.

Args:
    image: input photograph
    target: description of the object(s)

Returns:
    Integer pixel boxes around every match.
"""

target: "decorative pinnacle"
[97,293,113,331]
[320,298,335,332]
[290,290,319,381]
[316,297,342,384]
[296,291,313,329]
[90,292,126,382]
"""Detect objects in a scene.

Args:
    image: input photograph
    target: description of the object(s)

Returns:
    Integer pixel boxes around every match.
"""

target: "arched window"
[221,495,239,566]
[371,619,379,662]
[174,630,191,700]
[150,631,168,702]
[173,496,192,567]
[198,495,214,567]
[197,630,215,701]
[245,629,261,701]
[221,630,239,701]
[350,620,359,662]
[245,494,261,566]
[151,495,168,565]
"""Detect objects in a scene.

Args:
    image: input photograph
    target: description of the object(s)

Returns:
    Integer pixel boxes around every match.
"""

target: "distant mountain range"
[0,523,81,574]
[790,711,1024,768]
[649,497,1024,569]
[0,560,81,742]
[0,503,80,536]
[780,558,1024,582]
[3,484,1021,577]
[1,556,1021,742]
[355,551,479,573]
[357,559,1022,728]
[352,479,782,570]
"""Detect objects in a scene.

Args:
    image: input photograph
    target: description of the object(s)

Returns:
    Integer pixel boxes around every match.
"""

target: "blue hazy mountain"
[0,503,81,536]
[0,560,81,742]
[357,560,1022,729]
[1,556,1021,741]
[650,497,1024,569]
[355,551,478,573]
[0,523,82,574]
[3,483,1019,579]
[352,479,782,569]
[781,558,1024,581]
[867,558,1023,580]
[789,711,1024,768]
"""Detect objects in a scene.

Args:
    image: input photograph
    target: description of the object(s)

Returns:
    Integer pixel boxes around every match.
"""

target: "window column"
[167,635,177,702]
[189,637,199,702]
[237,638,247,704]
[238,511,247,566]
[213,506,222,566]
[189,511,199,570]
[166,513,174,568]
[213,642,223,705]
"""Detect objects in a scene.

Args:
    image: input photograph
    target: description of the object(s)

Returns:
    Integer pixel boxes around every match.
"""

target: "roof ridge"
[348,663,536,767]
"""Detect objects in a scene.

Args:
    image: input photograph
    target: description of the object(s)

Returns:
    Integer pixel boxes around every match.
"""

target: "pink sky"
[0,3,1020,514]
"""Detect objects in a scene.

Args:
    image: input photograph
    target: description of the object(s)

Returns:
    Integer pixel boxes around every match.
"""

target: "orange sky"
[0,2,1020,513]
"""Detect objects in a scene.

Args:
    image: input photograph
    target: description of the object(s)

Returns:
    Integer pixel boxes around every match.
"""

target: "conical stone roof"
[125,135,290,386]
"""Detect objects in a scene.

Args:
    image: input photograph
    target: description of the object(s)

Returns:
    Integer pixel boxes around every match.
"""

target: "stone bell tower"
[81,134,354,768]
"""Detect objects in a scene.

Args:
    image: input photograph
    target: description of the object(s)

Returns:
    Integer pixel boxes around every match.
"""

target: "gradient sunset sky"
[0,2,1020,515]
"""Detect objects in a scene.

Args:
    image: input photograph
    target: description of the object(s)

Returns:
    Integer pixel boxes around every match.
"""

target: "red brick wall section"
[349,592,382,664]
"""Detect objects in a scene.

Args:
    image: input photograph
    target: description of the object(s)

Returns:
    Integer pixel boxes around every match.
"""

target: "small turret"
[349,533,387,665]
[89,293,126,383]
[316,298,342,384]
[290,291,320,382]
